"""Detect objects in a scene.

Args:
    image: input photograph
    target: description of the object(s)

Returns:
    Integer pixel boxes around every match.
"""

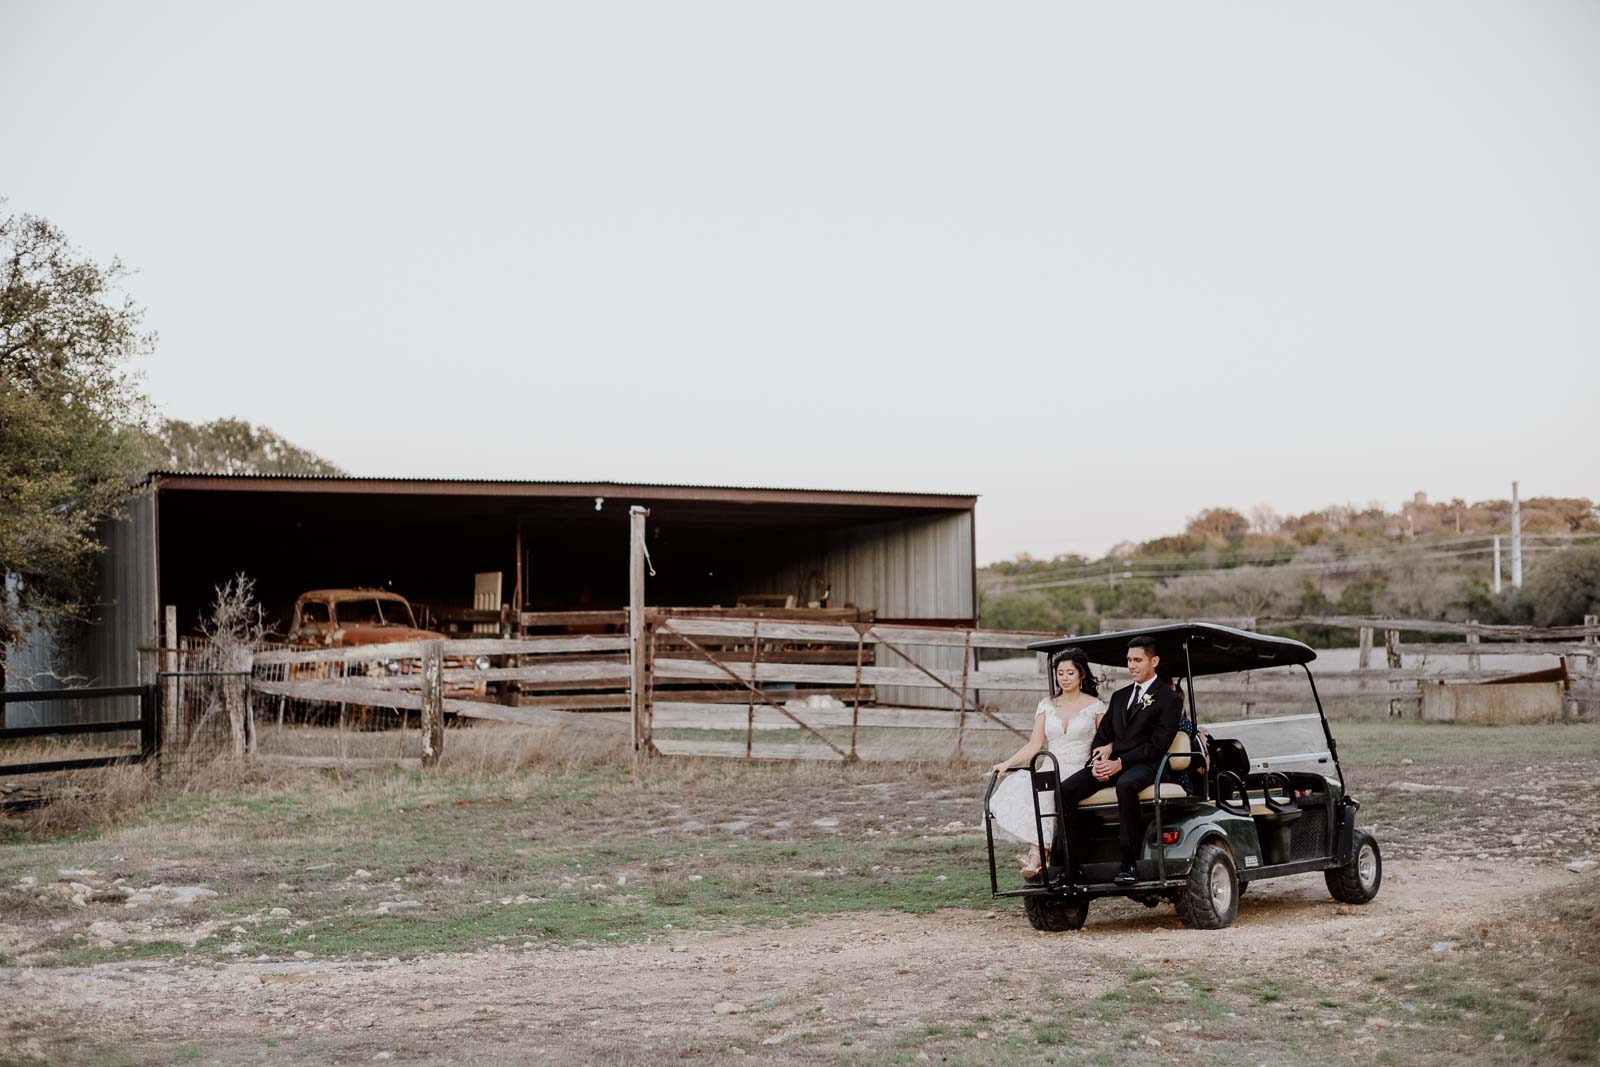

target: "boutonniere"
[1137,693,1154,710]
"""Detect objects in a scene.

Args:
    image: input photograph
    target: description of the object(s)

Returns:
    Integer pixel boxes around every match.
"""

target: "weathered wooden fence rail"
[240,612,1598,768]
[1101,615,1599,719]
[644,616,1059,762]
[249,635,632,767]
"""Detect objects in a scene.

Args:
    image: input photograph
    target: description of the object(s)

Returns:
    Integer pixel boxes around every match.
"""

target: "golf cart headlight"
[474,655,491,671]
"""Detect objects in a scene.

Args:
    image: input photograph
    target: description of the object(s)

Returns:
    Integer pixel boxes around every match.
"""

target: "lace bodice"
[1037,698,1103,766]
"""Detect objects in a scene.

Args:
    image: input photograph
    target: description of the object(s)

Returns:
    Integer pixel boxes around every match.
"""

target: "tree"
[1158,568,1298,618]
[1,203,152,655]
[142,417,344,476]
[1521,547,1600,627]
[1249,505,1282,535]
[1184,508,1250,544]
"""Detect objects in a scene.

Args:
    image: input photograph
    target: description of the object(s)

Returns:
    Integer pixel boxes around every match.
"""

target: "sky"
[3,1,1596,563]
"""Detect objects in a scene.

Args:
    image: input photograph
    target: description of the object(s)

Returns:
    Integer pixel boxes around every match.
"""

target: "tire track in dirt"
[1,859,1588,1064]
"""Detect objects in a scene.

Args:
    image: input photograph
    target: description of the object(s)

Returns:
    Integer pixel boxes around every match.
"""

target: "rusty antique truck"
[287,589,490,696]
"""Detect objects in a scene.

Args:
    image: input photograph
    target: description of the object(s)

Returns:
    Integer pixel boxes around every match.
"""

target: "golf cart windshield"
[1205,714,1336,779]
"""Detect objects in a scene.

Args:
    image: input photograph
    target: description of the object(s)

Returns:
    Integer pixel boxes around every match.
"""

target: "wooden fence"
[1100,615,1600,719]
[249,636,630,767]
[240,613,1600,768]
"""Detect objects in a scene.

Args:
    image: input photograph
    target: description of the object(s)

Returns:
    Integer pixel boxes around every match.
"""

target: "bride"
[987,647,1104,878]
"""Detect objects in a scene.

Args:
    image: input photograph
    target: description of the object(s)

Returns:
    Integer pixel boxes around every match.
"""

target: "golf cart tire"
[1176,840,1239,930]
[1024,894,1089,931]
[1326,830,1382,904]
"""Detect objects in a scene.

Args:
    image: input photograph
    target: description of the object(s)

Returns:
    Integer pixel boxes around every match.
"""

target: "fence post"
[1384,626,1403,716]
[139,683,161,769]
[420,641,444,767]
[1466,619,1481,674]
[629,506,649,754]
[163,606,180,747]
[1357,627,1373,670]
[244,688,257,759]
[1585,616,1598,719]
[1384,628,1402,670]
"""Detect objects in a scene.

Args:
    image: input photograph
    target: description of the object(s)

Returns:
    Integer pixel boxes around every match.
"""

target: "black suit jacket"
[1089,680,1182,767]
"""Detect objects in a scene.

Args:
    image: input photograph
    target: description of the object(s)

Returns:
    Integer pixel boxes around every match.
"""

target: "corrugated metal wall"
[3,575,65,720]
[2,494,156,729]
[755,510,976,708]
[59,492,158,728]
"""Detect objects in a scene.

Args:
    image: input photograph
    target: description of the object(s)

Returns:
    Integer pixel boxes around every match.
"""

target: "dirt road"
[4,857,1589,1065]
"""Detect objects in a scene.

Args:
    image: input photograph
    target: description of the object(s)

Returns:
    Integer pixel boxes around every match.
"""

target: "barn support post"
[628,506,650,754]
[420,641,444,767]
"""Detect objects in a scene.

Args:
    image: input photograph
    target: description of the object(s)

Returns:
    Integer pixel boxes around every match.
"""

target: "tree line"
[1,202,341,659]
[982,499,1600,641]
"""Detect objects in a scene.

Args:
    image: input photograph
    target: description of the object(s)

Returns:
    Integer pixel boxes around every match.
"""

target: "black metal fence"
[0,685,159,778]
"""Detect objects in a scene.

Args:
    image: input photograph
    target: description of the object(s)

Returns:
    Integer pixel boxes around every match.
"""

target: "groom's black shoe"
[1114,863,1138,885]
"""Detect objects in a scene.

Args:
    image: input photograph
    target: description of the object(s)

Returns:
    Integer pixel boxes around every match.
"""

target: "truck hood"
[335,626,444,646]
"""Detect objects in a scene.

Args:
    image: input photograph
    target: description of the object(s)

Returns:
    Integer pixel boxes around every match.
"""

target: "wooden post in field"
[1384,627,1403,716]
[629,506,650,753]
[1467,619,1481,674]
[1357,627,1373,670]
[420,641,444,767]
[1586,616,1598,718]
[163,606,180,746]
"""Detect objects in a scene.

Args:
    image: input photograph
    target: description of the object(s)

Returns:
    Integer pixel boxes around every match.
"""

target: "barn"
[69,473,978,713]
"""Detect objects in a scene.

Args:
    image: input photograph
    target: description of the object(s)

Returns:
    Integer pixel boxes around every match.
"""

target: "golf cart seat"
[1079,731,1195,807]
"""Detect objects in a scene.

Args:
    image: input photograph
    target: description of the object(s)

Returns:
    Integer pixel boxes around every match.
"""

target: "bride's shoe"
[1019,849,1044,879]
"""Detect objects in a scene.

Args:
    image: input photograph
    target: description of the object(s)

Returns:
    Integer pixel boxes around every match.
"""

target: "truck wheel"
[1024,895,1089,931]
[1176,840,1238,930]
[1326,831,1382,904]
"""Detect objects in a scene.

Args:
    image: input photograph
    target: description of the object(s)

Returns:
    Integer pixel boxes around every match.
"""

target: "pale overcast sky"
[3,1,1596,562]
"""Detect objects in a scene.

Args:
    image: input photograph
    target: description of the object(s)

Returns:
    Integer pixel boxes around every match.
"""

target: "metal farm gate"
[641,616,1051,762]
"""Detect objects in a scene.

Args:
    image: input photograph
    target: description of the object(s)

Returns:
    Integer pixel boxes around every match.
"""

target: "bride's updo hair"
[1048,647,1099,698]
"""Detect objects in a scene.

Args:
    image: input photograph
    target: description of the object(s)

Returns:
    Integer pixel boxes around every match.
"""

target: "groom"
[1059,636,1182,885]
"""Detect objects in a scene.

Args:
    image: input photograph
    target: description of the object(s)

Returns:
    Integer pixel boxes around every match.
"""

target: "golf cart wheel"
[1176,840,1239,930]
[1326,830,1382,904]
[1023,894,1089,931]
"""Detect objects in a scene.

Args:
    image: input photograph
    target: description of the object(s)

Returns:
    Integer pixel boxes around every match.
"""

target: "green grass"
[5,762,991,964]
[1336,721,1600,768]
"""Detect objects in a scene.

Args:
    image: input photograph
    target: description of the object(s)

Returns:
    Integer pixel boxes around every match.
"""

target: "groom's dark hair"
[1128,636,1159,656]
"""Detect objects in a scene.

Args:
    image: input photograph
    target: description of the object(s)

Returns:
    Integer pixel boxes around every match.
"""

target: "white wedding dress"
[989,698,1104,846]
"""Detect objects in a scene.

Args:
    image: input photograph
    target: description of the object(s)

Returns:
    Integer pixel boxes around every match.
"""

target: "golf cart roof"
[1027,623,1316,677]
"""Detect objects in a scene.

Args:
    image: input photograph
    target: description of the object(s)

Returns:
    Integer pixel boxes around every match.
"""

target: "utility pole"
[1511,481,1523,589]
[1493,534,1503,594]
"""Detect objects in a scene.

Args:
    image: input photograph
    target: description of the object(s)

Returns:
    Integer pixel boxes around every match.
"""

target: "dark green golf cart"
[982,623,1381,931]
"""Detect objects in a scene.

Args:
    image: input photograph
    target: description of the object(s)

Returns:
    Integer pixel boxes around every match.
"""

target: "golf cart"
[982,623,1381,931]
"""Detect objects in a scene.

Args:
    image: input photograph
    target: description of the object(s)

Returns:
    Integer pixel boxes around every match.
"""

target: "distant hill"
[980,493,1600,642]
